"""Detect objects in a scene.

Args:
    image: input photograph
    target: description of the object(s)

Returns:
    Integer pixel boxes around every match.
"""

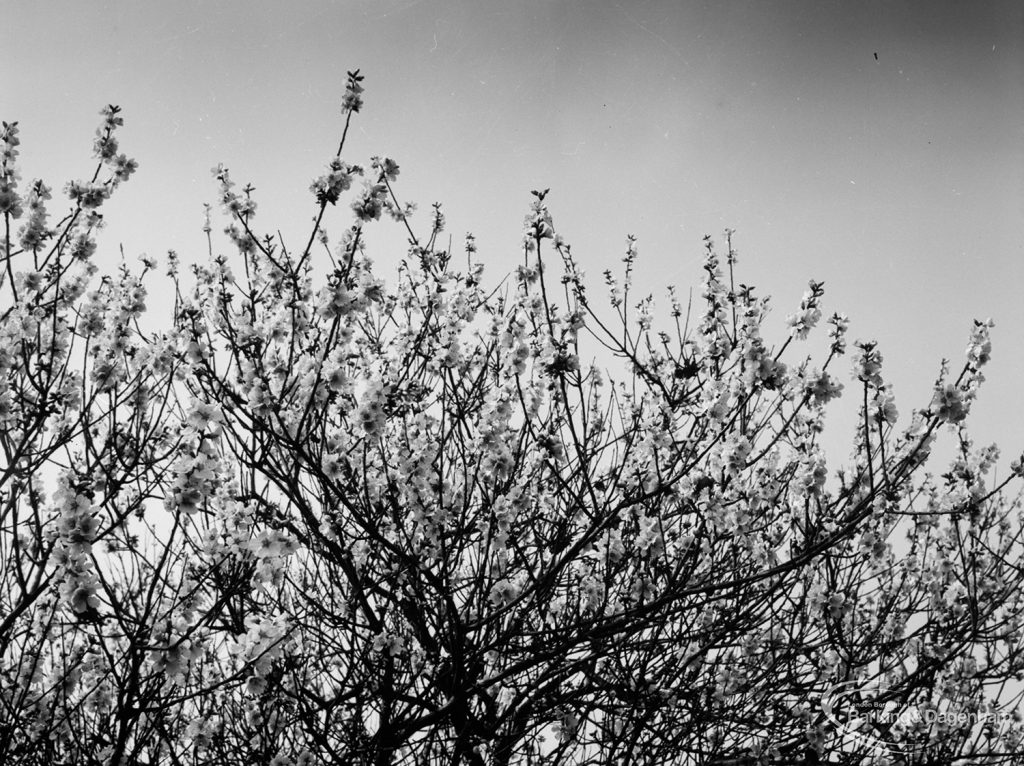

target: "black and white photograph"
[1,1,1022,763]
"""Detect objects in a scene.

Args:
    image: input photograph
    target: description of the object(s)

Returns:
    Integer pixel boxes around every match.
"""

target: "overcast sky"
[3,0,1022,469]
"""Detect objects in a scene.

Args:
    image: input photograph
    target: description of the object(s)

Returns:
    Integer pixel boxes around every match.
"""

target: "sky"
[2,0,1022,471]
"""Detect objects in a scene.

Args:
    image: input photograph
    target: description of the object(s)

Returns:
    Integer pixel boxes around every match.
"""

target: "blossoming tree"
[2,72,1023,765]
[0,109,217,763]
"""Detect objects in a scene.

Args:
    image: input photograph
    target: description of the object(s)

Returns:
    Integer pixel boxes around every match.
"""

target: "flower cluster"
[212,163,257,218]
[0,121,23,217]
[165,431,223,515]
[523,188,554,247]
[786,279,825,339]
[46,478,103,617]
[341,68,364,113]
[17,179,52,250]
[94,105,137,181]
[351,180,387,221]
[310,158,361,206]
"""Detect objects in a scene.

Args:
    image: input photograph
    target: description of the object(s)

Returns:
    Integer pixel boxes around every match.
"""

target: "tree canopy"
[2,73,1023,765]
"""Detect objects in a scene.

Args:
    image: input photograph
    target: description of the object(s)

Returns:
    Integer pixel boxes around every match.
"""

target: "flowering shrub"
[2,72,1024,765]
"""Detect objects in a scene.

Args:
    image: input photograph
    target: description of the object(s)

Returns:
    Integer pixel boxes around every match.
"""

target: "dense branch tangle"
[2,76,1023,765]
